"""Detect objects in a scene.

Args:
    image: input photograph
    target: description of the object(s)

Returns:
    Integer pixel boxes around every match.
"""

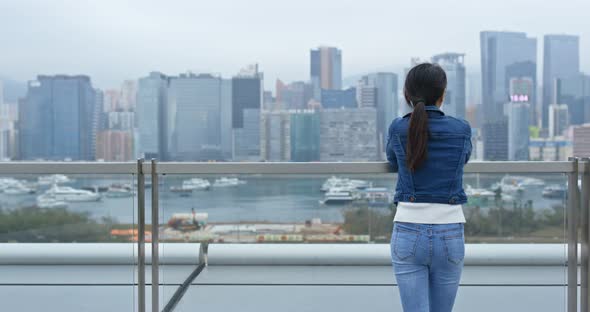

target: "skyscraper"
[310,46,342,100]
[548,104,569,138]
[480,31,536,160]
[506,78,533,160]
[168,73,227,161]
[232,64,263,161]
[557,73,590,125]
[276,80,313,110]
[319,107,378,161]
[220,79,233,160]
[358,72,399,159]
[290,110,320,162]
[96,130,133,161]
[320,87,357,109]
[136,72,168,159]
[543,35,579,128]
[432,53,466,119]
[574,124,590,157]
[18,75,97,160]
[261,110,290,161]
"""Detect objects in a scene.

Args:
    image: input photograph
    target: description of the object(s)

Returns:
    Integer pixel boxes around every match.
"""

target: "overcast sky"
[0,0,588,90]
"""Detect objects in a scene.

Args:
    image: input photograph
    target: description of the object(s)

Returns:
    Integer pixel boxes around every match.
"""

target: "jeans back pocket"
[443,234,465,265]
[393,228,420,260]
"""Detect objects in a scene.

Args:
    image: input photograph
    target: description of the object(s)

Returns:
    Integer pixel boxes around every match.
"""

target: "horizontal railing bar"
[0,243,575,266]
[0,161,579,175]
[0,162,137,174]
[156,161,577,175]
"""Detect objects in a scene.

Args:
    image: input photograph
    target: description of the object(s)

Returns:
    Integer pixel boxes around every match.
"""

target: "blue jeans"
[390,222,465,312]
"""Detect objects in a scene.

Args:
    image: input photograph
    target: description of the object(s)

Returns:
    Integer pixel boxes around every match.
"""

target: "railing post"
[137,158,146,312]
[581,158,590,312]
[151,159,160,312]
[568,157,579,312]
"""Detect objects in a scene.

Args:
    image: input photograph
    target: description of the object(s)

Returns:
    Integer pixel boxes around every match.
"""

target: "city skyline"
[0,1,589,90]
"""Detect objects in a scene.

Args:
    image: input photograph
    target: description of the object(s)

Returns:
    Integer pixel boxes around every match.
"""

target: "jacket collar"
[403,105,445,118]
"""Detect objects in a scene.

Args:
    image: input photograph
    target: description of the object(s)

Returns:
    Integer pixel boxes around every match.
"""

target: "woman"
[386,63,472,312]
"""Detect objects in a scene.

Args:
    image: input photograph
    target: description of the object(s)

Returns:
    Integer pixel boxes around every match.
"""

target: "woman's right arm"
[386,120,399,172]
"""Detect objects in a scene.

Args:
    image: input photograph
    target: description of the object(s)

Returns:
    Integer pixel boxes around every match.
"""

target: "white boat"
[42,184,101,202]
[491,175,545,194]
[3,183,36,195]
[36,195,68,209]
[38,174,72,186]
[105,185,133,198]
[213,177,246,187]
[171,178,211,192]
[320,190,357,205]
[542,184,567,199]
[465,185,496,198]
[321,176,369,192]
[360,187,393,206]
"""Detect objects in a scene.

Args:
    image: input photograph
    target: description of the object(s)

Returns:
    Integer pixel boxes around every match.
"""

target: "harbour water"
[0,173,567,225]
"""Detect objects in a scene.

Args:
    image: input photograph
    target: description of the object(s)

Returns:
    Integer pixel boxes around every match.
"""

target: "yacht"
[491,175,545,194]
[3,183,36,195]
[38,174,72,186]
[360,187,393,206]
[36,194,68,209]
[171,178,211,192]
[465,185,496,198]
[542,184,567,199]
[320,190,356,205]
[213,177,246,187]
[105,184,133,198]
[321,176,369,192]
[42,184,101,202]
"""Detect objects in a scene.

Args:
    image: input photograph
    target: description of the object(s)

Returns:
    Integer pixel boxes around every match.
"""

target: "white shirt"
[394,202,466,224]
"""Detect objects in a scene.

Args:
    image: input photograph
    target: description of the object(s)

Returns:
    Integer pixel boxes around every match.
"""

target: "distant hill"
[0,77,27,103]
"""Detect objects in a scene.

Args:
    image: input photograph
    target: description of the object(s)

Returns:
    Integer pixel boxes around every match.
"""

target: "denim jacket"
[386,105,472,205]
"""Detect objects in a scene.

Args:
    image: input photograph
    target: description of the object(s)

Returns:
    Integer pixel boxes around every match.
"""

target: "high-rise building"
[432,53,466,119]
[482,119,508,161]
[136,72,168,159]
[557,73,590,125]
[103,89,121,112]
[573,124,590,157]
[356,82,377,108]
[261,110,290,161]
[506,78,533,160]
[119,80,137,111]
[232,64,263,161]
[548,104,569,138]
[543,35,579,128]
[0,102,18,160]
[96,130,133,161]
[219,79,233,160]
[168,73,227,161]
[358,72,399,159]
[18,75,97,160]
[530,137,572,161]
[290,110,320,162]
[480,31,536,160]
[106,111,135,130]
[319,107,378,161]
[320,87,357,109]
[276,80,313,110]
[310,46,342,100]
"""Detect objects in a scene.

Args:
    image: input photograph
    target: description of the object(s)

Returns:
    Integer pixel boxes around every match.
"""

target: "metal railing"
[0,159,588,312]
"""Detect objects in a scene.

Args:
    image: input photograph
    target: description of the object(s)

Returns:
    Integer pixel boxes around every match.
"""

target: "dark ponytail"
[404,63,447,171]
[407,100,429,171]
